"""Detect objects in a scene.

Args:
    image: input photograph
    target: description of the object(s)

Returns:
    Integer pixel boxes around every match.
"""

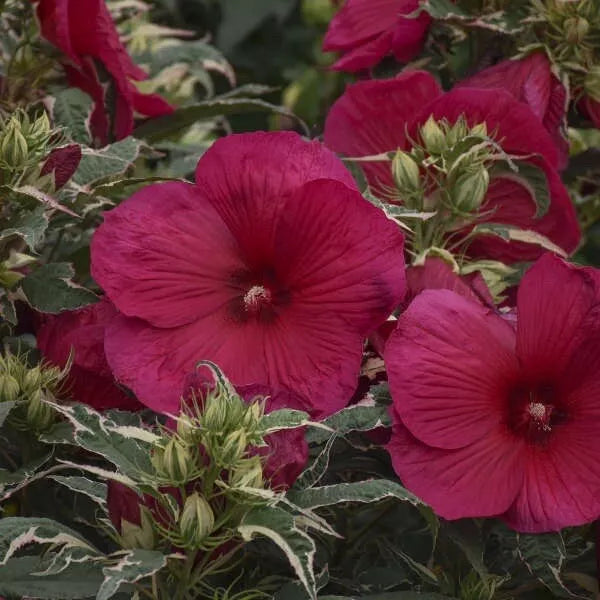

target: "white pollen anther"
[528,402,546,420]
[243,285,271,310]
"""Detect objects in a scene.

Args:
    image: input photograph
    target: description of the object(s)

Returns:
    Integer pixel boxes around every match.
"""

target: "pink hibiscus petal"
[503,430,600,532]
[196,131,356,265]
[323,0,400,51]
[385,289,517,449]
[92,181,242,329]
[275,179,406,334]
[388,422,524,520]
[458,53,569,168]
[516,254,599,380]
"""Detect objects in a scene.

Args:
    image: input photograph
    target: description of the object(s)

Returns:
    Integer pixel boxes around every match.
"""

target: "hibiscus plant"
[0,0,600,599]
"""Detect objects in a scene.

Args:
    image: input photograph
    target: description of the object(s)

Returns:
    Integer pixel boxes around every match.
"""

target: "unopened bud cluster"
[146,372,270,551]
[0,109,62,187]
[0,352,64,431]
[391,115,493,216]
[526,0,600,99]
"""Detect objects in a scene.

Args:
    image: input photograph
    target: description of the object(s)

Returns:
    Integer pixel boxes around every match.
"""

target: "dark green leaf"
[21,263,98,313]
[134,97,307,142]
[52,88,93,145]
[0,206,48,250]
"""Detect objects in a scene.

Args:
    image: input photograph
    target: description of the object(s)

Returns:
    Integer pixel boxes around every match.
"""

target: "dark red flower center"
[227,267,291,324]
[506,383,568,445]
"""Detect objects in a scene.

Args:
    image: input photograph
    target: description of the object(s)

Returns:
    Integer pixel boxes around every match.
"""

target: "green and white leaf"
[260,409,311,433]
[51,88,93,144]
[307,404,391,445]
[21,263,98,313]
[239,505,317,600]
[97,549,169,600]
[134,96,307,142]
[48,402,154,479]
[468,223,567,257]
[287,479,425,510]
[0,555,104,599]
[0,517,98,566]
[0,206,48,250]
[49,475,107,508]
[71,137,143,188]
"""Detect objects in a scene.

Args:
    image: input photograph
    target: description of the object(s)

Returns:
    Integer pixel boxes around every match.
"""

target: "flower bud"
[26,389,55,431]
[216,429,247,467]
[392,150,421,193]
[0,374,20,402]
[420,116,446,155]
[29,112,51,141]
[564,16,590,44]
[22,367,42,395]
[1,119,29,168]
[451,168,490,213]
[240,401,263,433]
[202,395,229,433]
[179,492,215,548]
[230,456,264,489]
[151,438,194,483]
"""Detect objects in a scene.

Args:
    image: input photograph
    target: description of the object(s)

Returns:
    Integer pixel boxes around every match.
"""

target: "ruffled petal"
[387,422,524,520]
[91,181,243,328]
[385,289,517,449]
[275,179,406,334]
[323,0,400,51]
[391,8,432,63]
[330,31,394,73]
[516,254,599,380]
[458,53,569,168]
[196,132,356,266]
[503,428,600,532]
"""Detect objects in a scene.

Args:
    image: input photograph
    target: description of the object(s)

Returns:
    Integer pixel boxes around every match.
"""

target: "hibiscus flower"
[323,0,431,72]
[458,52,570,169]
[34,0,173,143]
[324,70,580,263]
[91,131,406,417]
[36,298,142,411]
[385,253,600,532]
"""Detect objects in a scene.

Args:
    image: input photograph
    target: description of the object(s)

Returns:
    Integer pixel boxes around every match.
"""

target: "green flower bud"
[202,395,229,433]
[22,367,42,395]
[451,169,490,213]
[470,122,488,139]
[216,429,247,467]
[179,492,215,548]
[564,16,590,44]
[1,119,29,168]
[420,116,446,155]
[29,112,51,141]
[151,438,193,484]
[0,374,20,402]
[120,507,156,550]
[392,150,421,193]
[240,401,263,433]
[26,389,55,431]
[230,456,264,489]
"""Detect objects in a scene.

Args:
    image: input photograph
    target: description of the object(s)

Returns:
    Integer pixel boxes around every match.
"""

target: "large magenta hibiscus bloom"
[91,132,406,417]
[34,0,173,143]
[323,0,431,72]
[324,71,580,263]
[386,253,600,532]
